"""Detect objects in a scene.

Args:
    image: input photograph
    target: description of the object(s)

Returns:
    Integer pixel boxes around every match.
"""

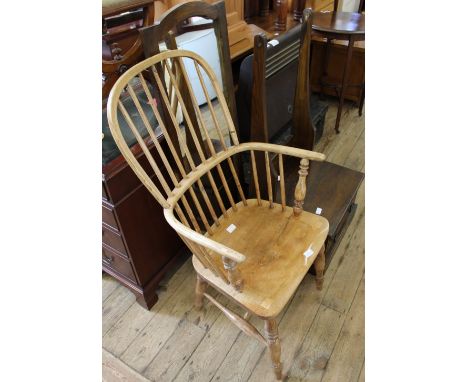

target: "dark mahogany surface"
[311,12,364,34]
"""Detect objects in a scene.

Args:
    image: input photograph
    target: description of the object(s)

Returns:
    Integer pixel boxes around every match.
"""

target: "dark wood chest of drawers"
[102,148,183,309]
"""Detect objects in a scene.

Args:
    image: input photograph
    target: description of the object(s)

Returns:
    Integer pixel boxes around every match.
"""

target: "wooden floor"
[102,98,365,382]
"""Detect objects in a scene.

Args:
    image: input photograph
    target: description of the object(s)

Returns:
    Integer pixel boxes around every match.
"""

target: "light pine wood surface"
[193,200,329,318]
[102,98,364,381]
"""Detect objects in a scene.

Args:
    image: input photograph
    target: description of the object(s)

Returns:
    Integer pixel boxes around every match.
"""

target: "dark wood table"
[310,11,365,133]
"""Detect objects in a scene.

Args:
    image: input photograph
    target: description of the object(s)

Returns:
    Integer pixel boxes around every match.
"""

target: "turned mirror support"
[292,0,306,21]
[274,0,288,31]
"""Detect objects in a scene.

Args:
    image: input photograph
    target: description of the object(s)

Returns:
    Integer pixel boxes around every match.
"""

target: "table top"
[102,0,153,17]
[311,12,365,35]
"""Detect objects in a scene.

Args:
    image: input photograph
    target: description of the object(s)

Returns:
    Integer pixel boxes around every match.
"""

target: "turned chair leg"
[264,319,283,380]
[314,245,326,290]
[194,275,207,310]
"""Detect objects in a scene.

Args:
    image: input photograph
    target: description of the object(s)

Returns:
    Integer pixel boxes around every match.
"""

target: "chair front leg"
[194,275,207,310]
[264,318,283,380]
[314,245,326,290]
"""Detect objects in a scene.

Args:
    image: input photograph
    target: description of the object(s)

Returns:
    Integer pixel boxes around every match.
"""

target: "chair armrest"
[238,142,326,162]
[163,208,246,263]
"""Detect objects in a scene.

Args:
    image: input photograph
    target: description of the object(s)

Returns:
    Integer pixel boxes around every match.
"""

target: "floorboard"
[102,98,365,381]
[102,349,151,382]
[144,292,229,381]
[103,273,120,302]
[102,285,137,336]
[103,260,193,357]
[211,293,295,382]
[143,319,206,381]
[172,302,244,382]
[287,209,364,382]
[120,271,197,372]
[247,275,324,381]
[358,361,365,382]
[321,276,365,382]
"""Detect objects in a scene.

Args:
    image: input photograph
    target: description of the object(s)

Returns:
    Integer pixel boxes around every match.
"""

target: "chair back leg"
[194,275,208,310]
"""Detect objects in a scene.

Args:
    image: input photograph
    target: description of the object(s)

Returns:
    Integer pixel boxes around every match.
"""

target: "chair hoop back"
[107,49,240,210]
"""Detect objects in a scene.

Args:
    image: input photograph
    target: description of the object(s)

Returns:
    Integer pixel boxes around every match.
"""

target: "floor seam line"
[317,271,365,382]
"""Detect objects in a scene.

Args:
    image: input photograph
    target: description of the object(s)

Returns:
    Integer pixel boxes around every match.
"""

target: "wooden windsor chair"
[107,48,329,381]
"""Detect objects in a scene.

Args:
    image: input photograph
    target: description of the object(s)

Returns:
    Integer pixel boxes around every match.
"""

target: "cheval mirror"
[107,47,330,380]
[139,0,238,126]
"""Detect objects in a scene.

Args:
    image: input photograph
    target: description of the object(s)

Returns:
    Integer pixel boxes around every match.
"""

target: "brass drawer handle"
[103,254,114,265]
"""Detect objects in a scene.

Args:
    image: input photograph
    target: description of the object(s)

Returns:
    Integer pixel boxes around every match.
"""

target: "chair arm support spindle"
[293,158,310,216]
[222,256,244,291]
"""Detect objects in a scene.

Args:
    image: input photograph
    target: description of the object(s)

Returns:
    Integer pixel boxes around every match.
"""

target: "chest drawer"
[102,224,128,257]
[102,200,119,230]
[102,246,137,283]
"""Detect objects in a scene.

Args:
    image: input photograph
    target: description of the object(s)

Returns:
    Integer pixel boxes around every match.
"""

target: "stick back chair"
[237,10,328,202]
[107,48,329,381]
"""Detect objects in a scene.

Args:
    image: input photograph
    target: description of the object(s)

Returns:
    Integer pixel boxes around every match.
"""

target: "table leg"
[359,82,365,116]
[320,37,332,100]
[335,34,355,134]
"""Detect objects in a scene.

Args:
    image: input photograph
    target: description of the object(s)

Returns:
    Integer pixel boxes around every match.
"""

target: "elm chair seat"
[194,199,328,319]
